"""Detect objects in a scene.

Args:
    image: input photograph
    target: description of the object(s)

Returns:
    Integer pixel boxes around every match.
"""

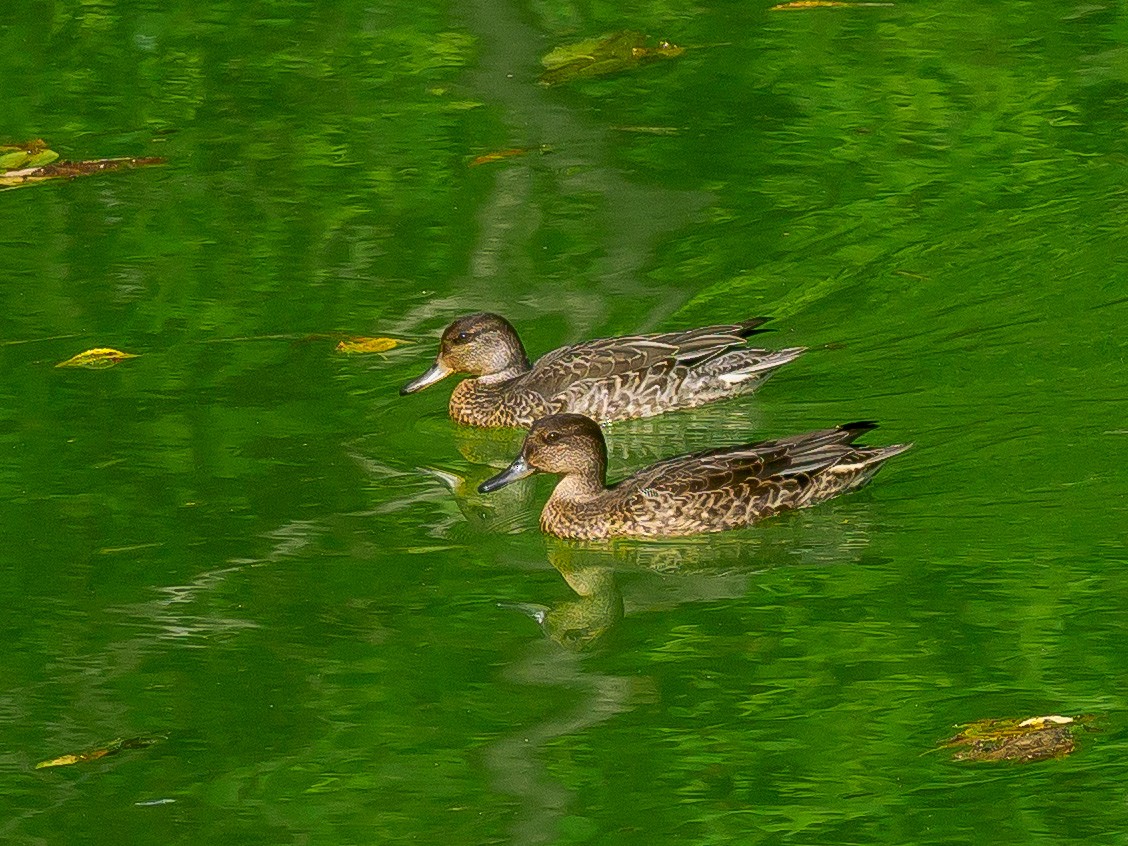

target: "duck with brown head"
[479,413,912,540]
[401,313,805,427]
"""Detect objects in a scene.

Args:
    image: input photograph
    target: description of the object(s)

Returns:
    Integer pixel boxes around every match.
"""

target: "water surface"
[2,0,1127,843]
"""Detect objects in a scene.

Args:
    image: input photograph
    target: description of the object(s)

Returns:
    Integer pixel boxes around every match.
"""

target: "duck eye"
[545,431,561,443]
[456,331,470,342]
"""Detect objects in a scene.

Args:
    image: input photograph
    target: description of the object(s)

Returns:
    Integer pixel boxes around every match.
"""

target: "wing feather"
[617,424,879,497]
[521,321,768,397]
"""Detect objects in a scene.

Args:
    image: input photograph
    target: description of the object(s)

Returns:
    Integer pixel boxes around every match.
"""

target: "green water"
[3,0,1127,842]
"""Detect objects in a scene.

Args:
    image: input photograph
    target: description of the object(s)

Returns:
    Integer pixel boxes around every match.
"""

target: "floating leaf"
[35,736,165,769]
[26,148,60,167]
[0,150,31,170]
[939,715,1090,763]
[335,337,403,354]
[770,1,894,8]
[56,348,139,369]
[1,139,54,172]
[538,31,684,86]
[0,139,50,153]
[1,154,165,191]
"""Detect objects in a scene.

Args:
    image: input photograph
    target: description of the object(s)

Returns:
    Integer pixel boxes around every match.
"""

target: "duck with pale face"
[401,313,805,427]
[479,414,912,540]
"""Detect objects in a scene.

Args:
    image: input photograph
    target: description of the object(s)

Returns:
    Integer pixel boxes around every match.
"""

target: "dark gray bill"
[478,455,536,493]
[400,360,452,395]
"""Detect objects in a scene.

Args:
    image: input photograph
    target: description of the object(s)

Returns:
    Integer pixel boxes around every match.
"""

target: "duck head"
[479,414,608,493]
[401,313,530,395]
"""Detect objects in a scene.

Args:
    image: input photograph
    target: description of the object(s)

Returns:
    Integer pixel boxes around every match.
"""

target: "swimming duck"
[478,414,911,539]
[400,313,805,427]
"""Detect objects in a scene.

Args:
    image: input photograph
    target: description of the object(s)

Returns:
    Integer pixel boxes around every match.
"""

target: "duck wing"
[521,319,768,396]
[619,422,884,496]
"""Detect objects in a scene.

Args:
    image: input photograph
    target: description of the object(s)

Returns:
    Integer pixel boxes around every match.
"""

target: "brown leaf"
[0,139,50,154]
[939,715,1086,763]
[56,348,139,369]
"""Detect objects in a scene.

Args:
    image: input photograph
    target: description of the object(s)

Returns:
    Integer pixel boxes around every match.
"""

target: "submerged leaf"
[56,348,139,369]
[469,146,553,167]
[36,736,164,769]
[940,715,1089,763]
[538,31,684,86]
[770,1,894,8]
[335,337,402,354]
[611,125,684,135]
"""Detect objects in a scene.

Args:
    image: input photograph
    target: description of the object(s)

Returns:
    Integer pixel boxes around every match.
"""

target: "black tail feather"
[737,317,773,338]
[839,421,879,436]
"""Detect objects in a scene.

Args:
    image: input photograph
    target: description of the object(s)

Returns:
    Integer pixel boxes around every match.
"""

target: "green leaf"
[0,151,30,171]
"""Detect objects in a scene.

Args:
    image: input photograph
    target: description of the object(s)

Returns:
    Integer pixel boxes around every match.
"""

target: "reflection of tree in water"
[482,637,645,846]
[383,0,714,355]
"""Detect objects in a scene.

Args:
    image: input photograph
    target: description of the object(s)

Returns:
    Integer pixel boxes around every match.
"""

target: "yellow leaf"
[35,736,163,769]
[35,753,84,769]
[335,337,402,354]
[56,348,139,368]
[1018,715,1074,728]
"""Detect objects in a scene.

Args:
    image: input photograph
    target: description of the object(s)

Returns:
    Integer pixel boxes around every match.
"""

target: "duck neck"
[476,361,529,385]
[476,331,532,384]
[549,459,608,503]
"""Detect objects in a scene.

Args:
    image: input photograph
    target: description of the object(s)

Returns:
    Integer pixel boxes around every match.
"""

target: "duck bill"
[478,455,535,493]
[400,360,452,395]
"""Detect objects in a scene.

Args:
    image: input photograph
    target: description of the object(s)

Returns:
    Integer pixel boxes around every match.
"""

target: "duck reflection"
[417,464,532,535]
[425,426,538,534]
[502,501,887,651]
[347,424,535,537]
[500,553,623,651]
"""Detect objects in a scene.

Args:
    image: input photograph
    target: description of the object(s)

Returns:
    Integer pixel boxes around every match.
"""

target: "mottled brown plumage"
[478,414,912,539]
[400,313,805,427]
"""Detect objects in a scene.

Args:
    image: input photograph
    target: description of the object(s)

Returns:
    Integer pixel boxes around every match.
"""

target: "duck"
[477,414,911,539]
[400,313,805,427]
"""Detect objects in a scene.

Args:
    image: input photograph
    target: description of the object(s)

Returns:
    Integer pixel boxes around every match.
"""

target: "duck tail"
[831,422,913,466]
[715,346,806,384]
[838,440,913,487]
[836,420,879,439]
[736,317,773,338]
[862,441,914,464]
